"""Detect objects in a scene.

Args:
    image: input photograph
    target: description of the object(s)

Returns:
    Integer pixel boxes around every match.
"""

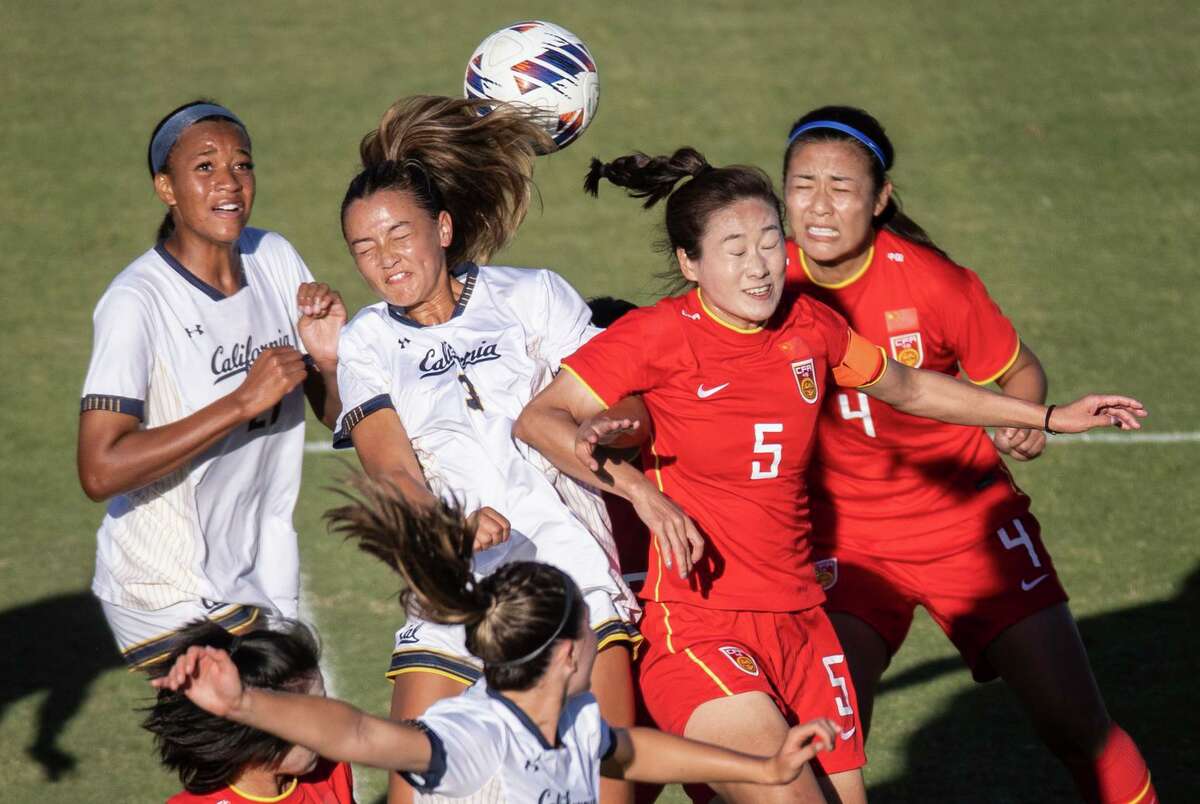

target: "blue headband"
[787,120,888,169]
[150,104,246,174]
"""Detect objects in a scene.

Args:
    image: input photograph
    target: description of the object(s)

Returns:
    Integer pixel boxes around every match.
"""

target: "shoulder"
[166,789,219,803]
[239,227,299,259]
[343,302,391,337]
[781,291,846,331]
[480,264,580,303]
[420,687,509,743]
[876,229,978,291]
[93,249,166,318]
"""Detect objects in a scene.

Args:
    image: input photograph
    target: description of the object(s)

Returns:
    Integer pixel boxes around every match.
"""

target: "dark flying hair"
[783,105,946,257]
[584,148,783,294]
[147,98,250,243]
[325,474,586,691]
[142,620,321,794]
[341,95,554,268]
[586,296,638,328]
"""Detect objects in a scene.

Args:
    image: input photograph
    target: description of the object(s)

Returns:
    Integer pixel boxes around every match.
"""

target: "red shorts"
[815,506,1068,681]
[637,600,866,777]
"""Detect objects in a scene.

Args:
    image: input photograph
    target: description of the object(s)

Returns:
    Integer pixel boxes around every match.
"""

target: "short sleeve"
[599,719,617,761]
[80,287,154,420]
[534,269,600,367]
[946,268,1020,384]
[560,306,661,409]
[401,714,505,798]
[802,297,887,389]
[332,323,396,448]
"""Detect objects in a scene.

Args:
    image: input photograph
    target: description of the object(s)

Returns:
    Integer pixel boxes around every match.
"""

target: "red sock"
[1069,723,1156,804]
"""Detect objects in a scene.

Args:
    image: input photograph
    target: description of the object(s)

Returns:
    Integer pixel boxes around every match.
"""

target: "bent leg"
[986,604,1155,803]
[685,692,826,804]
[592,644,636,804]
[387,672,472,804]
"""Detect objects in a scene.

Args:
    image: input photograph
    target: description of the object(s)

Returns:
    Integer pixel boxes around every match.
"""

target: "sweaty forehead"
[787,139,872,177]
[173,119,251,154]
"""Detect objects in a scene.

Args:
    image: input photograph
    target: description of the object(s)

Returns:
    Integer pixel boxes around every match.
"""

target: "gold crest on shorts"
[791,358,819,404]
[718,645,760,676]
[814,558,838,590]
[889,332,924,368]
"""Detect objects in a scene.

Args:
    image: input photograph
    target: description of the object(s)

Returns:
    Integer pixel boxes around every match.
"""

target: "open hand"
[628,484,704,579]
[575,415,642,472]
[150,646,246,719]
[1049,395,1148,434]
[467,507,511,552]
[762,718,838,785]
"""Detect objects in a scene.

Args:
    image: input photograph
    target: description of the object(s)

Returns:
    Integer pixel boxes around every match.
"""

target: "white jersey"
[334,264,636,619]
[403,681,614,802]
[81,228,312,614]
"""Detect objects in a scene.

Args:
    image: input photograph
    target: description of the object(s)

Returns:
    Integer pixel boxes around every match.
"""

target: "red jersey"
[786,229,1027,558]
[168,760,354,804]
[562,288,884,612]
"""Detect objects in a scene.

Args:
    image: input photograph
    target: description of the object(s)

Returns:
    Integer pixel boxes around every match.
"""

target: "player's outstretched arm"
[991,342,1050,461]
[78,346,307,501]
[602,720,836,785]
[863,359,1147,434]
[151,646,435,774]
[515,374,704,578]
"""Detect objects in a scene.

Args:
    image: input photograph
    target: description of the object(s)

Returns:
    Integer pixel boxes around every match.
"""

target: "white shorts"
[100,596,293,670]
[386,588,641,685]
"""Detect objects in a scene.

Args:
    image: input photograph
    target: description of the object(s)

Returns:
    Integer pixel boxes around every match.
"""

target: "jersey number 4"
[837,392,876,438]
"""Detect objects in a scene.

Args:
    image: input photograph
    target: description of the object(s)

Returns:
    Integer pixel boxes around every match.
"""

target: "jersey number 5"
[837,392,876,438]
[750,423,783,480]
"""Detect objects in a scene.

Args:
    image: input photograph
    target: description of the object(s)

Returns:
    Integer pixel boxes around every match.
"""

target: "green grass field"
[2,1,1197,801]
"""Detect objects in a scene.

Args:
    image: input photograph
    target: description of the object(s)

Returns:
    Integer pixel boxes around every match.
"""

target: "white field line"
[304,431,1200,454]
[299,574,338,700]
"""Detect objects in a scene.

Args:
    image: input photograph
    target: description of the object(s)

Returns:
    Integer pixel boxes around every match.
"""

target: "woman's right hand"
[233,347,308,420]
[467,507,511,552]
[151,646,247,719]
[575,415,642,472]
[628,483,704,579]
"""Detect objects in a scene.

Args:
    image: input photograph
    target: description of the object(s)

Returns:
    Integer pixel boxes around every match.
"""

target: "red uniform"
[563,287,885,777]
[786,229,1067,679]
[167,760,354,803]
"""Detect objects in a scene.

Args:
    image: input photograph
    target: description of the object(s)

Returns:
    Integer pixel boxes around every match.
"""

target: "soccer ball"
[464,20,600,150]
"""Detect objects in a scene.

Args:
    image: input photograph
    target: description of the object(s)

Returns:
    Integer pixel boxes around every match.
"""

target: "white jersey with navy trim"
[81,228,312,614]
[403,681,614,801]
[334,264,637,622]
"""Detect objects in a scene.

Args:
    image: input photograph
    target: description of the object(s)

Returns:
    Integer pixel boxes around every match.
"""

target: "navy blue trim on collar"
[399,720,447,793]
[154,243,247,302]
[387,263,479,328]
[486,686,557,751]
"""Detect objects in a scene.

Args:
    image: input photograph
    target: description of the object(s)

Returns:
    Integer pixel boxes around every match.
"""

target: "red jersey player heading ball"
[516,147,1145,804]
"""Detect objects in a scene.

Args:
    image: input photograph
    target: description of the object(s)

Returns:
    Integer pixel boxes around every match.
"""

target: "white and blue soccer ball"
[465,20,600,149]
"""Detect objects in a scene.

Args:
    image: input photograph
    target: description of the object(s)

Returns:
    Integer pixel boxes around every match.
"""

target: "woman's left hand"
[297,282,347,369]
[1049,395,1148,433]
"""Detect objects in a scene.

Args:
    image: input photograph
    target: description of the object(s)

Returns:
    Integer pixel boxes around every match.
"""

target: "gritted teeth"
[386,272,410,284]
[214,202,241,212]
[744,285,771,297]
[807,226,838,236]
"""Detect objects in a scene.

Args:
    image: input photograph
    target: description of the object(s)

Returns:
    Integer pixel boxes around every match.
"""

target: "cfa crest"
[791,358,819,404]
[889,332,924,368]
[718,646,760,676]
[814,558,838,590]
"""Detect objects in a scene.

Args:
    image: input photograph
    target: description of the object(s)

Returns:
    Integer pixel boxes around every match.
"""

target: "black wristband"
[1043,404,1059,435]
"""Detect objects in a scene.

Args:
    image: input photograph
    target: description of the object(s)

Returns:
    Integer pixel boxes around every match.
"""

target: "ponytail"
[342,96,553,266]
[586,147,782,293]
[325,474,585,690]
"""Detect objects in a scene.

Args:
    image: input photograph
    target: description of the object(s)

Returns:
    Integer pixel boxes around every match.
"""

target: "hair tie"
[787,120,888,169]
[488,571,577,669]
[151,103,246,174]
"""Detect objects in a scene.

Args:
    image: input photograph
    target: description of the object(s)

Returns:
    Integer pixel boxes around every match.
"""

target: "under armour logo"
[185,324,204,338]
[398,337,411,349]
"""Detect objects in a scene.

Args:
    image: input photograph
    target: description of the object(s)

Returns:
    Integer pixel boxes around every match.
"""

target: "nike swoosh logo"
[840,727,857,741]
[1021,574,1050,591]
[697,383,730,399]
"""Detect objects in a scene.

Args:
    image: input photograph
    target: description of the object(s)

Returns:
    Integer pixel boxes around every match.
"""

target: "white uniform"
[81,228,312,664]
[403,681,615,802]
[333,264,639,683]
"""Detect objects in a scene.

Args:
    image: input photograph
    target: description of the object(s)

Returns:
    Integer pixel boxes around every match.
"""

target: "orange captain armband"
[832,329,888,388]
